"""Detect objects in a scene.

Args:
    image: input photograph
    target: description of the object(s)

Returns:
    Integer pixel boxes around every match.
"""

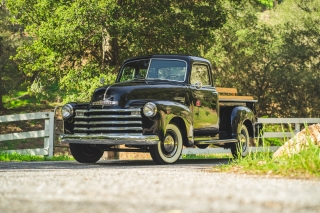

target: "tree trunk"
[0,90,6,110]
[101,28,120,70]
[101,0,122,70]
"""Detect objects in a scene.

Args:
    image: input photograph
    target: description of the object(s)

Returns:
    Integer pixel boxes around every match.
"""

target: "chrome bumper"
[60,133,159,145]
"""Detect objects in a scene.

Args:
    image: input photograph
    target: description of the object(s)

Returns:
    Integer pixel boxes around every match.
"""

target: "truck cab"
[60,54,257,164]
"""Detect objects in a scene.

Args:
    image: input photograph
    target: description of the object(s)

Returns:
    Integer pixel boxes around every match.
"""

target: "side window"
[190,64,210,85]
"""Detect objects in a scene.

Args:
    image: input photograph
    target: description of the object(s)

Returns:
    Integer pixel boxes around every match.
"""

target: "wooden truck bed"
[216,87,257,103]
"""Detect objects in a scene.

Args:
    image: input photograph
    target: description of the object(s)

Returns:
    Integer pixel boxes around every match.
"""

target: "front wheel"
[196,144,209,149]
[69,143,104,163]
[149,123,183,164]
[231,124,250,158]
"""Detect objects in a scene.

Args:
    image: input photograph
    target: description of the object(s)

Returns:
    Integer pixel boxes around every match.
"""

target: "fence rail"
[0,114,319,157]
[0,112,54,157]
[257,118,320,138]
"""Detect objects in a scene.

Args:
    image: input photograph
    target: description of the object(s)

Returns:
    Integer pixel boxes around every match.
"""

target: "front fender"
[230,106,255,138]
[154,101,192,142]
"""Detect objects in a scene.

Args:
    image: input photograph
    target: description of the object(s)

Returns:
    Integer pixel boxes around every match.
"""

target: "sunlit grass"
[214,128,320,179]
[2,83,65,110]
[0,152,74,162]
[182,153,231,159]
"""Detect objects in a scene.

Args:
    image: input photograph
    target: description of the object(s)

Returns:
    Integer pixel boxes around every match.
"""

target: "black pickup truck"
[60,54,257,164]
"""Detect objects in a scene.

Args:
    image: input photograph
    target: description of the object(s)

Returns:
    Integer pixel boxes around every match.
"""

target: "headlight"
[143,102,157,117]
[62,104,74,119]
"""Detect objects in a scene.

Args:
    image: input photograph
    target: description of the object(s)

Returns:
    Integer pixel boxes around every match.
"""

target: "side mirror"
[193,82,202,89]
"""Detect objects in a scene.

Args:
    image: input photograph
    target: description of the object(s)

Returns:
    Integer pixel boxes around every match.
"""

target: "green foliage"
[5,0,226,104]
[256,0,274,8]
[61,65,117,102]
[0,3,26,109]
[2,0,320,119]
[207,0,320,118]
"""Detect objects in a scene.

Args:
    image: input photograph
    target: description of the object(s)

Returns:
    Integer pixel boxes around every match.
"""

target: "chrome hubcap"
[239,131,247,152]
[162,131,178,158]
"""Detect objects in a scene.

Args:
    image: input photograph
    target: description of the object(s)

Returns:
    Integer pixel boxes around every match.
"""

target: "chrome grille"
[74,108,142,134]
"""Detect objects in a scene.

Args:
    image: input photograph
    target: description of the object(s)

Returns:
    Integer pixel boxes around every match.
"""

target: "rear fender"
[230,106,255,138]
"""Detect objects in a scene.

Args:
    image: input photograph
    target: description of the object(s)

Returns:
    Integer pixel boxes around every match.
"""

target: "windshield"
[118,59,187,82]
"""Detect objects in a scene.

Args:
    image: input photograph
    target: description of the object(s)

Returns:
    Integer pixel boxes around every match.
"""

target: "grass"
[0,152,74,162]
[182,153,231,159]
[2,83,64,111]
[214,134,320,179]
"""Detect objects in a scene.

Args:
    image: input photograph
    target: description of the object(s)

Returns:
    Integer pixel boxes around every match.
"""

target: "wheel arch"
[243,119,254,138]
[230,106,256,138]
[155,100,192,146]
[170,117,190,147]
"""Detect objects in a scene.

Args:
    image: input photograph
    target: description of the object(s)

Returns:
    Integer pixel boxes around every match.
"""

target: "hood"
[91,80,187,108]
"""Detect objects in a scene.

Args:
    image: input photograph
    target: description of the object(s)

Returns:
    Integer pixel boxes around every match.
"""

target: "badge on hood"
[92,99,118,107]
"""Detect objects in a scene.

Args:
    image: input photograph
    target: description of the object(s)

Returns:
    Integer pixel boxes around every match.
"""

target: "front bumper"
[60,133,159,145]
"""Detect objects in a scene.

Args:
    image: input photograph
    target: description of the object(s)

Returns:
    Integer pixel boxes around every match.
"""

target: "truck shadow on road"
[0,158,231,171]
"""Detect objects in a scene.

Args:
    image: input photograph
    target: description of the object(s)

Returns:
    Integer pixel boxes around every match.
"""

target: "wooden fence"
[0,113,319,157]
[0,112,54,157]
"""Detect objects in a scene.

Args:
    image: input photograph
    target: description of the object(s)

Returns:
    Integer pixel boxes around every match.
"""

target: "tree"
[0,2,25,110]
[207,0,320,117]
[6,0,227,102]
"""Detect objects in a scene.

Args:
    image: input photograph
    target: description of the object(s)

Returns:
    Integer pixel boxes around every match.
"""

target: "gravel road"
[0,159,319,213]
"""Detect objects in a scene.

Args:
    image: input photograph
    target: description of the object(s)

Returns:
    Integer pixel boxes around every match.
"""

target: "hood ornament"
[92,85,118,108]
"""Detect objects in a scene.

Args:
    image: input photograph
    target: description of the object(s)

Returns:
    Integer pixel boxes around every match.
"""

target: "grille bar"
[75,115,141,119]
[76,108,141,113]
[74,121,142,125]
[74,127,143,131]
[73,108,143,135]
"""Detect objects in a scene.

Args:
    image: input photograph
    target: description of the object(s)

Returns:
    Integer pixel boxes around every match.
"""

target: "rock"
[273,124,320,158]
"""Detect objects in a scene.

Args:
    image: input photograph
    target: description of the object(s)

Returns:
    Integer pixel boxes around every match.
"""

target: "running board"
[195,139,238,145]
[105,148,148,153]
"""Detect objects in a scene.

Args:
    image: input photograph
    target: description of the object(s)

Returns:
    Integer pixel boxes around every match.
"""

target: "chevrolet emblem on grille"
[92,100,118,107]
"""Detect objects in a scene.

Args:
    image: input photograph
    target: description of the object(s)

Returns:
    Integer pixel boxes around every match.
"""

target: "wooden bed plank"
[219,95,254,100]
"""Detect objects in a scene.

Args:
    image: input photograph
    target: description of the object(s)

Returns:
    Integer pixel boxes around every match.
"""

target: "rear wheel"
[231,124,250,158]
[150,123,183,164]
[69,143,104,163]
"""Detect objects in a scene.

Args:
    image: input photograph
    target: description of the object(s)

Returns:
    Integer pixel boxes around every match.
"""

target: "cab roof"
[123,54,211,66]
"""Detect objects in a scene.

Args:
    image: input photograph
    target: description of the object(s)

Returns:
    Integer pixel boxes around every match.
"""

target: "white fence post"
[43,112,54,157]
[295,123,301,134]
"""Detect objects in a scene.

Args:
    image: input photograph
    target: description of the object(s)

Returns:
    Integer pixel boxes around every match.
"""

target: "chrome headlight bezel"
[143,102,157,117]
[62,104,74,119]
